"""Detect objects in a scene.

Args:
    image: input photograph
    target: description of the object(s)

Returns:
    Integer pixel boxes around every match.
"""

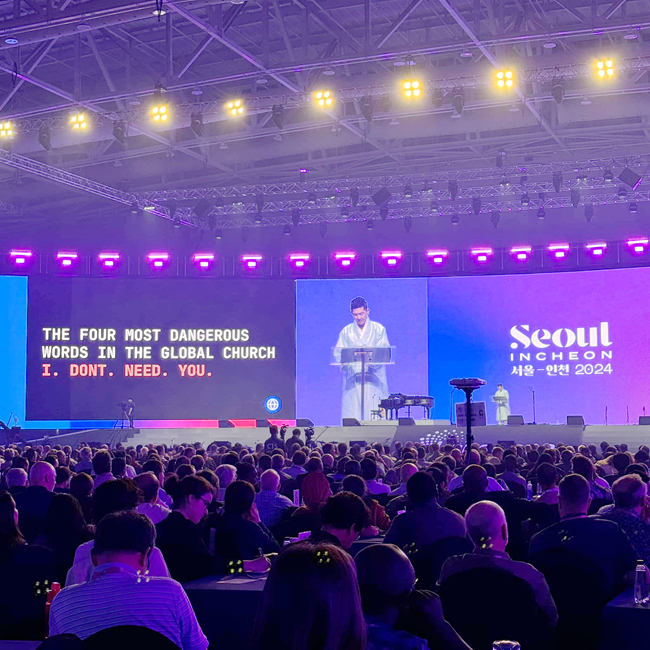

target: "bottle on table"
[493,642,521,650]
[526,481,533,501]
[634,560,649,605]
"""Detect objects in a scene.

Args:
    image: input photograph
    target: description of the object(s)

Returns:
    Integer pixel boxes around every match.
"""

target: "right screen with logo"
[427,267,650,425]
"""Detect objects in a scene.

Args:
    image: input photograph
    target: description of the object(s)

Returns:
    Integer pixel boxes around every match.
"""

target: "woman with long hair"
[0,492,25,562]
[251,542,365,650]
[291,472,332,533]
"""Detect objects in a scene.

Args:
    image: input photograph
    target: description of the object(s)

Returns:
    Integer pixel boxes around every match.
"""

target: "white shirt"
[51,563,208,650]
[366,479,391,495]
[137,502,172,525]
[66,539,170,586]
[448,474,504,493]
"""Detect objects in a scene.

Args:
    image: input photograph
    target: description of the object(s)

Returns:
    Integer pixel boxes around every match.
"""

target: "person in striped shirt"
[50,510,208,650]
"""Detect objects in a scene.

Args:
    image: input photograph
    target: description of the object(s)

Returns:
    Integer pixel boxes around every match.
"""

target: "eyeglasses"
[196,495,212,508]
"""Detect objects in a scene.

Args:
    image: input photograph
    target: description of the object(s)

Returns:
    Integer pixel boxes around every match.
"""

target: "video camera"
[279,424,288,439]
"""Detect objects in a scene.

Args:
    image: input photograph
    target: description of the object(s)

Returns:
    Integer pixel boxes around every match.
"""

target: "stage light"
[429,200,439,215]
[283,225,291,236]
[69,112,87,130]
[226,99,244,116]
[242,254,262,269]
[291,208,300,227]
[521,193,530,206]
[366,220,374,231]
[191,253,214,270]
[552,78,564,104]
[570,188,580,208]
[617,186,628,199]
[510,245,532,262]
[350,188,360,208]
[56,251,78,268]
[451,214,459,226]
[404,216,413,233]
[596,58,614,79]
[451,88,464,115]
[603,168,614,182]
[308,192,317,205]
[112,120,127,144]
[584,204,594,222]
[585,242,607,257]
[379,205,389,221]
[0,121,13,138]
[314,90,333,108]
[98,252,120,269]
[537,206,546,220]
[289,254,310,269]
[426,249,449,264]
[548,243,570,259]
[448,180,458,201]
[272,105,284,130]
[5,37,18,45]
[404,184,413,199]
[495,70,515,89]
[491,211,500,228]
[334,252,356,268]
[470,247,493,263]
[319,222,327,238]
[190,112,203,137]
[381,251,403,267]
[472,197,482,215]
[9,249,32,265]
[629,202,639,213]
[151,104,168,123]
[360,96,373,122]
[402,80,422,99]
[626,237,649,254]
[147,252,169,269]
[38,125,51,150]
[215,229,222,240]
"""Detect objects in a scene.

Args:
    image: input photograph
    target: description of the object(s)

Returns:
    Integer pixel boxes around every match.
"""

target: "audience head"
[91,510,155,573]
[612,475,647,512]
[612,452,632,474]
[305,457,324,474]
[176,463,195,480]
[260,469,281,493]
[171,475,213,523]
[292,451,307,468]
[466,501,508,552]
[70,472,93,501]
[355,544,416,622]
[344,460,361,477]
[503,454,519,472]
[0,492,24,560]
[92,450,112,476]
[5,468,28,489]
[133,472,160,504]
[341,475,366,499]
[258,455,272,473]
[571,454,595,482]
[111,456,126,478]
[321,454,334,473]
[399,462,418,485]
[92,478,140,525]
[55,466,72,488]
[359,458,378,482]
[215,464,237,492]
[224,480,256,517]
[44,493,88,542]
[30,461,56,492]
[537,463,558,490]
[406,471,438,507]
[462,464,489,493]
[236,462,258,485]
[558,473,591,518]
[251,542,364,650]
[320,492,369,549]
[302,472,333,511]
[271,455,285,472]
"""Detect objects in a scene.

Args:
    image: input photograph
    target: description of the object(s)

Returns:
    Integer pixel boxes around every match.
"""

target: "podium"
[332,346,394,422]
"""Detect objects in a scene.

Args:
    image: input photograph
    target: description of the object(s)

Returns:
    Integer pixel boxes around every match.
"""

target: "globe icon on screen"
[264,396,282,414]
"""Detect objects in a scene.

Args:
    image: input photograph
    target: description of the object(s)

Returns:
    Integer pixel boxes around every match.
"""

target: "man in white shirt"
[334,297,390,421]
[51,511,208,650]
[135,472,171,525]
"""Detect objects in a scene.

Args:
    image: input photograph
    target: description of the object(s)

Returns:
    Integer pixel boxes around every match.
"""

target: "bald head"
[466,501,508,551]
[355,544,415,616]
[260,469,281,492]
[612,475,646,511]
[29,461,56,491]
[6,467,28,489]
[462,464,488,493]
[400,462,418,484]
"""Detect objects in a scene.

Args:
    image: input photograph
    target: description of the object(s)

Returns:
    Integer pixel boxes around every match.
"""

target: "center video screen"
[25,277,296,421]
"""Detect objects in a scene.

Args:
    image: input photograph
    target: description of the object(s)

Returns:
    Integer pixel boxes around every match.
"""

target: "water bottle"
[493,642,521,650]
[536,482,542,496]
[526,481,533,501]
[634,560,649,605]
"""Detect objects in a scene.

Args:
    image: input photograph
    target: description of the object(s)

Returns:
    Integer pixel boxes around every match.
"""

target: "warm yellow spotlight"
[402,79,422,99]
[70,113,88,129]
[0,121,13,137]
[314,91,334,108]
[226,99,245,116]
[596,59,615,79]
[495,70,515,89]
[151,105,169,122]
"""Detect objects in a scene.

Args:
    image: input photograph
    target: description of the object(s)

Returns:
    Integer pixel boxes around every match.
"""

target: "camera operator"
[263,425,286,454]
[285,428,304,449]
[119,398,135,428]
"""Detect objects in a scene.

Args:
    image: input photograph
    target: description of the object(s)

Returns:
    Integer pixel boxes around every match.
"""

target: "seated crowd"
[0,429,648,649]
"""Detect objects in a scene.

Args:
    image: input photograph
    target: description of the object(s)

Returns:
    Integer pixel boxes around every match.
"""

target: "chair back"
[85,625,180,649]
[439,566,551,650]
[504,480,526,500]
[407,536,473,590]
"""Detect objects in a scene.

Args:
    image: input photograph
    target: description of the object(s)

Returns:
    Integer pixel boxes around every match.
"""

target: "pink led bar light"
[192,253,215,269]
[470,247,493,263]
[426,249,449,264]
[98,252,120,268]
[10,249,33,265]
[147,252,170,268]
[548,243,570,259]
[626,238,649,254]
[56,251,78,267]
[380,251,403,267]
[585,242,607,257]
[242,254,263,269]
[510,245,532,261]
[289,253,311,268]
[334,252,356,268]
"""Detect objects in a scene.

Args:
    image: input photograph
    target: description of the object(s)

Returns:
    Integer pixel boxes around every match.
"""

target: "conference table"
[600,589,650,649]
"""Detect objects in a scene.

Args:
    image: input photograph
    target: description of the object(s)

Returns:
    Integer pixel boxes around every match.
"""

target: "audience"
[5,468,28,497]
[135,472,171,524]
[310,492,370,549]
[342,475,389,534]
[13,461,56,543]
[388,462,418,497]
[534,463,560,505]
[0,492,24,562]
[255,469,294,528]
[291,471,332,532]
[91,450,114,490]
[360,458,390,495]
[49,511,209,650]
[215,464,237,502]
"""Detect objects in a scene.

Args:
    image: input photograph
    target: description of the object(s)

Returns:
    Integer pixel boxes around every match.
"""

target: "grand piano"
[379,393,434,420]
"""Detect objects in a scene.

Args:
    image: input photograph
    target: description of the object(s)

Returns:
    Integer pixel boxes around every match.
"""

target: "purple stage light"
[510,245,532,261]
[57,251,78,268]
[626,237,649,254]
[334,252,356,268]
[380,251,403,267]
[426,249,449,264]
[147,252,170,269]
[192,253,215,269]
[470,247,493,263]
[548,243,570,259]
[98,252,120,269]
[288,253,310,269]
[242,254,262,269]
[9,249,33,265]
[585,242,607,257]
